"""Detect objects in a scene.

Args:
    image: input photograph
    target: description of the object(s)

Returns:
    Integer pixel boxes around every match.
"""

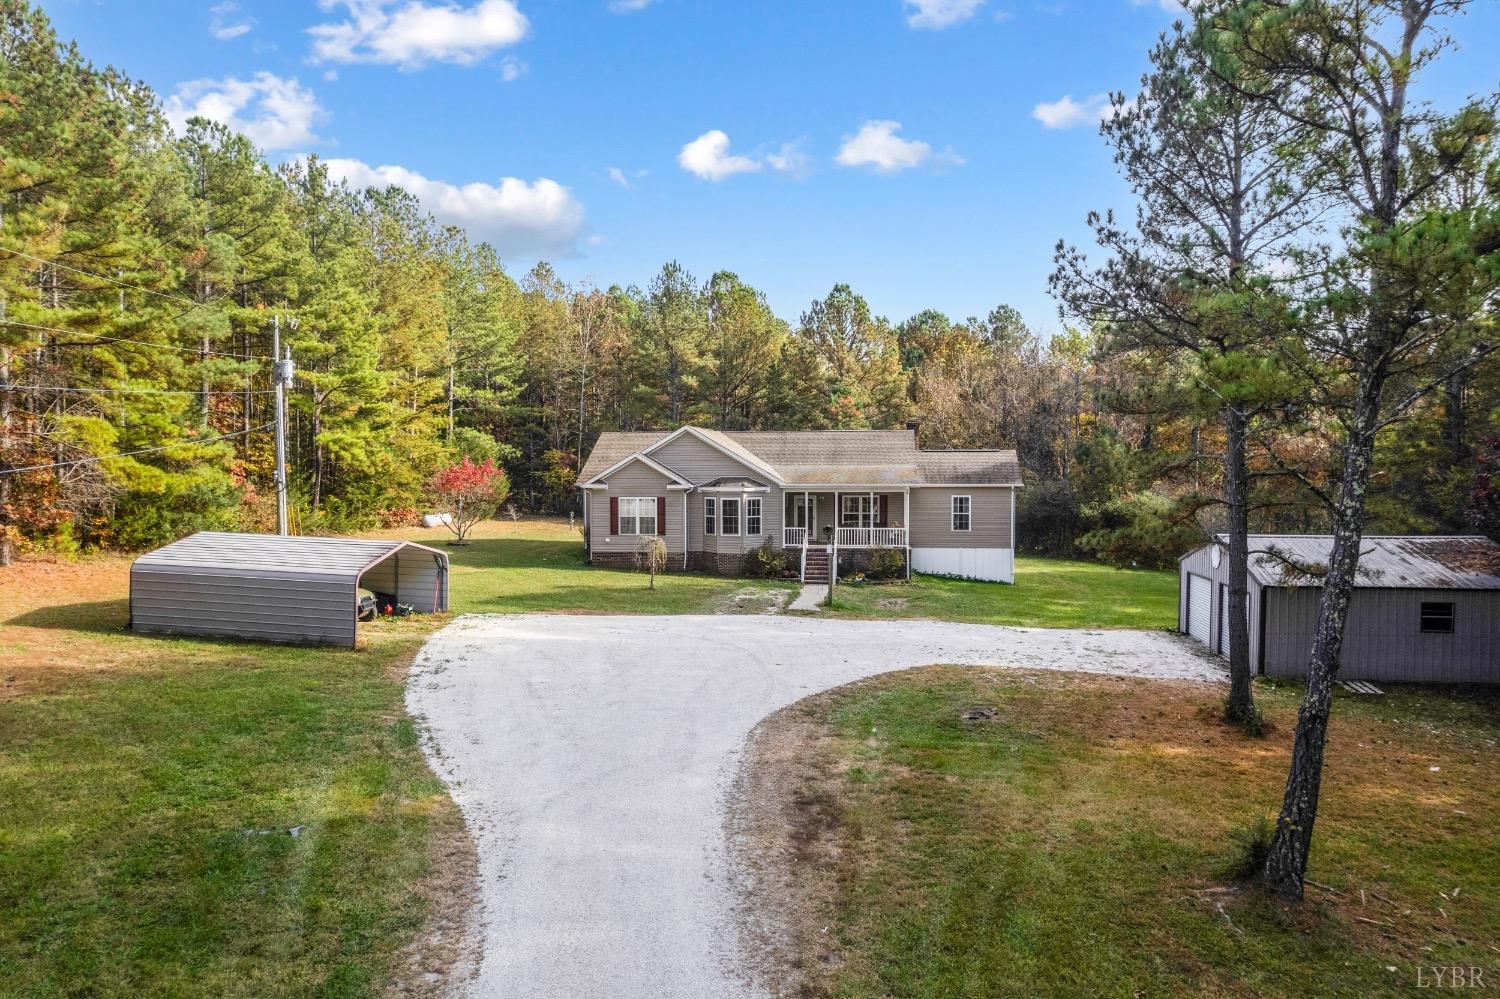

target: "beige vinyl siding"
[591,459,683,556]
[1262,587,1500,683]
[908,487,1012,548]
[650,434,767,483]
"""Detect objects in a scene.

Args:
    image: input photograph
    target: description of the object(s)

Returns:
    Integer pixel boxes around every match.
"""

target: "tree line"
[1,0,1496,600]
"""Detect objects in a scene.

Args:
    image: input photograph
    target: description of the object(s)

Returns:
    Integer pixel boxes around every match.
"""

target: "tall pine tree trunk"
[1222,404,1255,722]
[1262,368,1383,900]
[0,342,12,568]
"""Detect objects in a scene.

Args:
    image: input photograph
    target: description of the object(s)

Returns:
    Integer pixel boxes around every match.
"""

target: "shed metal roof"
[1214,534,1500,590]
[134,531,447,580]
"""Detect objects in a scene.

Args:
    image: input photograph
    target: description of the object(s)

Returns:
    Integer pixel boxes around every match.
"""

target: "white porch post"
[904,486,911,580]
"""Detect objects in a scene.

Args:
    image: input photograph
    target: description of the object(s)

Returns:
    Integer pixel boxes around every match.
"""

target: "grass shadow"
[7,599,130,633]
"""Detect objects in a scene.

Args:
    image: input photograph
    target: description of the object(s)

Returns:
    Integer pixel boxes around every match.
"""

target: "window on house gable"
[617,497,657,536]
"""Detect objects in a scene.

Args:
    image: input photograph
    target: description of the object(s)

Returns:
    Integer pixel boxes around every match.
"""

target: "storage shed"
[130,532,449,648]
[1179,535,1500,683]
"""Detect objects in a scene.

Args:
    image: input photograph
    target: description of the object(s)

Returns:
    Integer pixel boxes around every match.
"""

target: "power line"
[0,382,276,397]
[0,246,220,314]
[0,318,271,361]
[0,422,272,477]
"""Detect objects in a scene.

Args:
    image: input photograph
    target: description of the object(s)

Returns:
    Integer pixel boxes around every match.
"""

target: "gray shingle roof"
[1219,534,1500,590]
[577,427,1022,486]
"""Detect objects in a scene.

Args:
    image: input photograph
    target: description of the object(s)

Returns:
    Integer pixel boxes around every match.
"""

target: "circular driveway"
[406,614,1222,998]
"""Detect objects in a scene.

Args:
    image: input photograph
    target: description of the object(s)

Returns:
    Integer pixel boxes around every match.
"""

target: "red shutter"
[609,496,619,535]
[657,496,668,536]
[879,495,889,527]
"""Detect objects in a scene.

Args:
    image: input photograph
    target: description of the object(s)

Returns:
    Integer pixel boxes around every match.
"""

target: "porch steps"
[802,547,832,584]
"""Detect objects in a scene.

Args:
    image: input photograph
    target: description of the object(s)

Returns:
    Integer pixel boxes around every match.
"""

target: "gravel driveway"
[406,614,1222,998]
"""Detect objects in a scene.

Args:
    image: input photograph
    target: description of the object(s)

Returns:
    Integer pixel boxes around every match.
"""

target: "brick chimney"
[905,418,921,446]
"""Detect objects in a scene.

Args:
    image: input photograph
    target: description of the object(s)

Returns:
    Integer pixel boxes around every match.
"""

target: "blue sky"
[38,0,1500,335]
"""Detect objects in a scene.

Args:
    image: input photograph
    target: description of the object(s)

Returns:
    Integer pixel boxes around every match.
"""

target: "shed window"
[617,497,657,536]
[951,495,972,532]
[746,497,762,536]
[704,497,716,535]
[1420,601,1455,634]
[721,498,741,536]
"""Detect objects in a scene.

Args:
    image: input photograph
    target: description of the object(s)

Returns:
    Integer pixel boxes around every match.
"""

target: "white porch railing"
[783,526,809,548]
[836,526,907,548]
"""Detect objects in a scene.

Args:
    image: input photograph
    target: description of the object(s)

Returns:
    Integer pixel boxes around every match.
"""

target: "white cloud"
[903,0,984,28]
[164,72,326,150]
[607,166,631,188]
[678,130,762,181]
[308,0,528,69]
[210,1,254,39]
[322,158,586,256]
[834,120,934,173]
[1031,92,1115,129]
[500,56,527,81]
[766,140,812,178]
[609,0,656,10]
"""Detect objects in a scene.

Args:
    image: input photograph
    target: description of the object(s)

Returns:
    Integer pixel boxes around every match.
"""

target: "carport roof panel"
[134,531,443,579]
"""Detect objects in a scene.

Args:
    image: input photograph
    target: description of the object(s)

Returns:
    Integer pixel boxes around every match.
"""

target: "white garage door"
[1187,574,1212,645]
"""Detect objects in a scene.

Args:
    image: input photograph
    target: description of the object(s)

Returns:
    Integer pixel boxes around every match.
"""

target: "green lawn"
[825,556,1178,630]
[758,668,1500,998]
[0,560,453,997]
[0,519,793,996]
[0,521,1195,995]
[378,518,797,616]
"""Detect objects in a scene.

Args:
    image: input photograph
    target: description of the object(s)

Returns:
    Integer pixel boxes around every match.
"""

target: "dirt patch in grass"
[731,667,1500,998]
[382,781,482,997]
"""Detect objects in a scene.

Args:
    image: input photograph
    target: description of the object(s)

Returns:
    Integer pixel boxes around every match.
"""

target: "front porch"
[779,489,910,550]
[779,489,910,585]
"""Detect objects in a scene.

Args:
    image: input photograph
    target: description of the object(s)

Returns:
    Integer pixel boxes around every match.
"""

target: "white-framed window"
[721,497,741,535]
[746,497,762,536]
[704,497,716,536]
[951,495,972,532]
[841,495,874,527]
[618,497,658,536]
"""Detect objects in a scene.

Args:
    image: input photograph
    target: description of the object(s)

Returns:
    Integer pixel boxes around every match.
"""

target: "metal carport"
[130,532,449,647]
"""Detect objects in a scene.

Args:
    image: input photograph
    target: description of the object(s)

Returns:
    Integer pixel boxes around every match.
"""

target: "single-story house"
[576,423,1022,583]
[1179,534,1500,683]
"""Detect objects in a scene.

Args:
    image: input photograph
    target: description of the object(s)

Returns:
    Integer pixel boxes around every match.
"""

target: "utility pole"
[271,316,295,536]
